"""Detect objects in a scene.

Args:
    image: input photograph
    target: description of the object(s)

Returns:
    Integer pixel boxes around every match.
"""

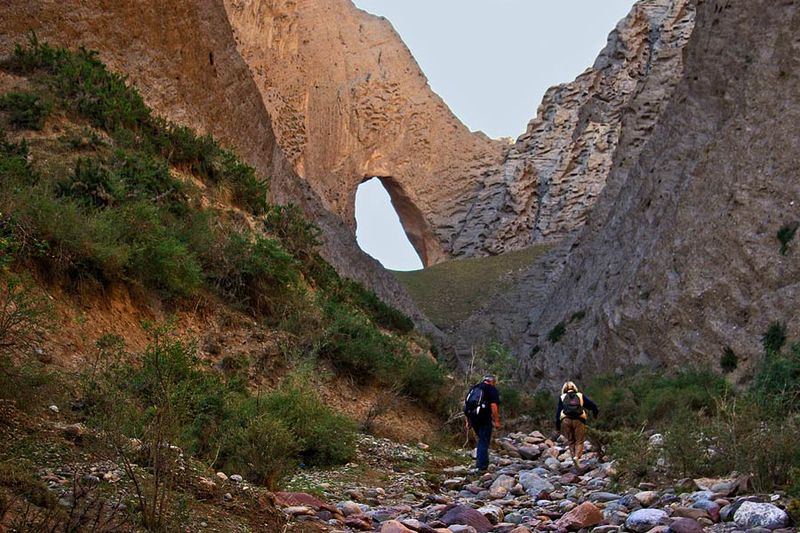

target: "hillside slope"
[0,0,433,330]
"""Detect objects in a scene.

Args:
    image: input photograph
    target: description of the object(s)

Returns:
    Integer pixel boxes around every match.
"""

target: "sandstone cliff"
[507,0,800,386]
[222,0,504,266]
[0,0,430,326]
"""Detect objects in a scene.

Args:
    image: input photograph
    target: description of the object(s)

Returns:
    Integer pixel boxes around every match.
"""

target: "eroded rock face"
[450,0,695,257]
[222,0,505,266]
[0,0,431,326]
[515,0,800,384]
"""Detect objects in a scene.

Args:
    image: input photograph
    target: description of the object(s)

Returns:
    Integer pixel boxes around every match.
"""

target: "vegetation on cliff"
[0,38,455,529]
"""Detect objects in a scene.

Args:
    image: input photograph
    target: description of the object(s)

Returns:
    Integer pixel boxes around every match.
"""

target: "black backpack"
[464,383,484,416]
[562,391,583,418]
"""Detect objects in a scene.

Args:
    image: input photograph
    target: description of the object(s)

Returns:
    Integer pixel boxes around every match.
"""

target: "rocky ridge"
[449,0,695,258]
[270,429,794,532]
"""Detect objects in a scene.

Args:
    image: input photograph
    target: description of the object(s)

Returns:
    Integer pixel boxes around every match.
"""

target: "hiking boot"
[572,457,580,469]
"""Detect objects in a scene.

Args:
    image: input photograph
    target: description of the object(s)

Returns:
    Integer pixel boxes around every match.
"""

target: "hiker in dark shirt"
[465,374,501,472]
[555,380,599,468]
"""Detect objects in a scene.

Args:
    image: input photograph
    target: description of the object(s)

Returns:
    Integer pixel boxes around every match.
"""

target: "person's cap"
[482,374,497,382]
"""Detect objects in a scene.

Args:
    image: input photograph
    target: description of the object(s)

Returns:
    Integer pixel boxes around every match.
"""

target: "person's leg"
[562,418,577,456]
[476,423,493,470]
[574,421,586,460]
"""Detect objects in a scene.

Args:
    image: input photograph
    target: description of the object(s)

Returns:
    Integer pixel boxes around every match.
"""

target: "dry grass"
[393,244,551,328]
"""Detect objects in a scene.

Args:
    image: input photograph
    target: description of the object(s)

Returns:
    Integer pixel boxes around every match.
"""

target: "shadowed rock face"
[513,0,800,386]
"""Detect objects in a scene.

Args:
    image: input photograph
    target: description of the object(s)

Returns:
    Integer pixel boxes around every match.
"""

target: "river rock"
[588,491,622,503]
[518,446,541,460]
[720,497,762,522]
[440,504,492,533]
[337,501,363,517]
[380,520,415,533]
[667,517,705,533]
[733,501,788,529]
[477,505,503,524]
[489,475,516,498]
[673,507,709,521]
[635,491,659,507]
[518,471,554,498]
[625,509,668,532]
[555,501,603,530]
[691,499,720,521]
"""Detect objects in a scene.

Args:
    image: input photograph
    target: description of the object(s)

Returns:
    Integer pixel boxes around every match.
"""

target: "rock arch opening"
[355,177,431,271]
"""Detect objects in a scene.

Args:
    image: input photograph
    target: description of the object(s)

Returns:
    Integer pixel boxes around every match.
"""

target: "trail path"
[276,430,794,533]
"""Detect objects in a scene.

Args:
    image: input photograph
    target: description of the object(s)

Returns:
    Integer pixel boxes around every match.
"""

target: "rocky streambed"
[275,430,796,533]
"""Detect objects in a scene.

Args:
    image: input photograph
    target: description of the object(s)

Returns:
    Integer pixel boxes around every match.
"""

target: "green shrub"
[111,150,184,206]
[57,157,119,207]
[720,346,738,373]
[662,407,712,478]
[778,222,798,255]
[0,91,51,130]
[587,369,729,430]
[5,37,150,131]
[607,429,656,485]
[762,321,787,354]
[0,137,35,185]
[340,279,415,333]
[131,233,202,297]
[220,151,268,215]
[224,414,300,488]
[212,231,300,314]
[547,321,566,343]
[319,310,397,382]
[398,353,448,413]
[261,378,357,467]
[264,204,321,263]
[750,343,800,412]
[0,273,53,354]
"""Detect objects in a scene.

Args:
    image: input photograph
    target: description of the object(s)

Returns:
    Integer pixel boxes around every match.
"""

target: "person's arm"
[555,398,563,431]
[491,402,500,429]
[583,395,599,418]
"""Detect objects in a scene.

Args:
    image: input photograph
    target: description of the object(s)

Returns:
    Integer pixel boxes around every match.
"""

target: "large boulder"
[733,501,789,529]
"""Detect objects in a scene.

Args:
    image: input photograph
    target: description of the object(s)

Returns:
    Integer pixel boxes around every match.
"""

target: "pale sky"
[353,0,638,271]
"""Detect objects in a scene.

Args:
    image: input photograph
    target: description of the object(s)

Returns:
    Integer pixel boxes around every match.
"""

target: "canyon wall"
[449,0,695,257]
[0,0,431,326]
[223,0,504,266]
[492,0,800,386]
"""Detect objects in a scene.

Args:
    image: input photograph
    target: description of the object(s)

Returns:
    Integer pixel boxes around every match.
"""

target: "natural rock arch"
[358,176,446,268]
